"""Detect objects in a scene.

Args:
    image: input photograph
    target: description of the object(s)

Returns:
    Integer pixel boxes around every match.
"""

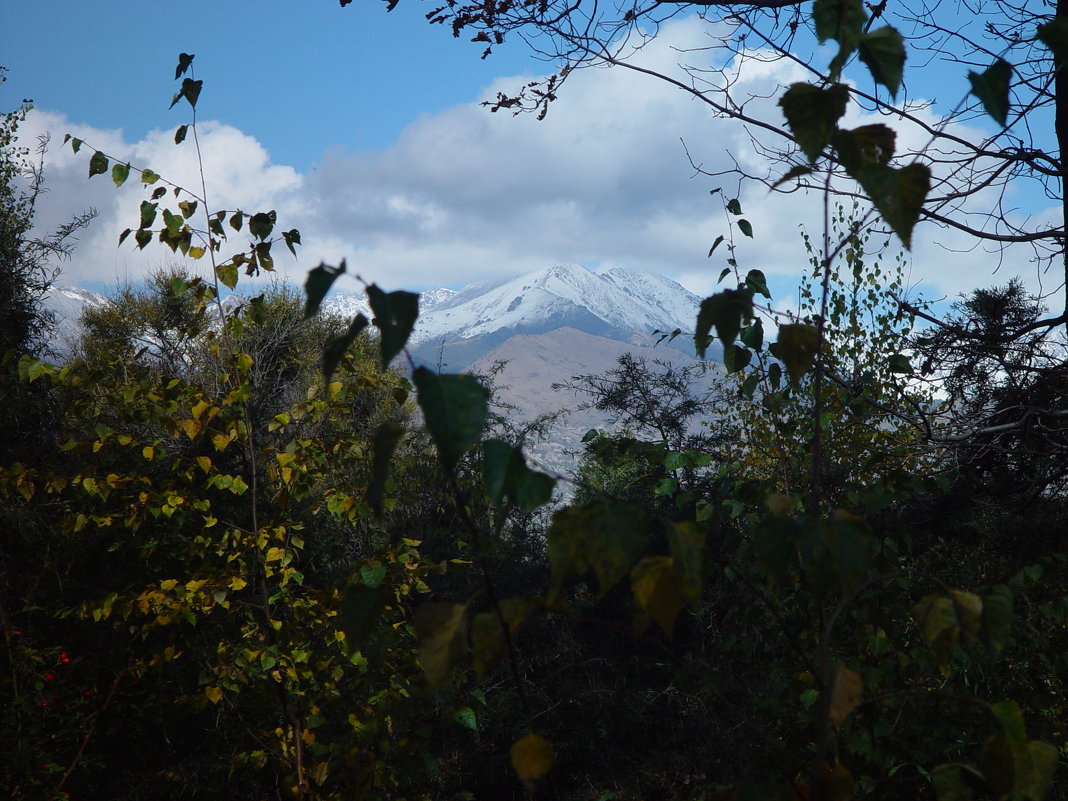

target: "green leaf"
[139,200,158,229]
[248,210,276,240]
[726,198,742,215]
[745,269,771,299]
[178,200,198,219]
[912,594,960,667]
[547,499,648,598]
[814,0,867,77]
[173,77,203,109]
[968,59,1012,126]
[813,0,866,45]
[174,124,188,145]
[740,318,764,350]
[322,313,369,380]
[858,26,906,97]
[339,583,389,654]
[229,210,244,231]
[772,164,814,189]
[412,368,489,471]
[510,733,555,790]
[140,168,159,184]
[888,353,912,373]
[708,234,725,257]
[980,584,1012,658]
[134,229,152,250]
[216,262,239,290]
[451,706,478,731]
[827,511,874,593]
[1037,19,1068,63]
[282,228,301,256]
[835,124,896,176]
[666,521,705,602]
[695,289,754,356]
[854,162,931,248]
[482,439,555,511]
[741,373,759,398]
[771,323,819,382]
[175,52,195,80]
[724,344,752,373]
[111,162,130,187]
[69,137,82,153]
[413,601,468,689]
[88,151,108,178]
[990,700,1027,750]
[118,228,132,246]
[255,242,274,271]
[162,208,183,236]
[630,556,686,636]
[779,82,850,163]
[737,219,753,238]
[366,422,405,516]
[367,285,419,369]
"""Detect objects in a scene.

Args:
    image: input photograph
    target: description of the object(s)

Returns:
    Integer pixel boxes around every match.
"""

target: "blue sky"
[2,1,1056,311]
[3,1,541,168]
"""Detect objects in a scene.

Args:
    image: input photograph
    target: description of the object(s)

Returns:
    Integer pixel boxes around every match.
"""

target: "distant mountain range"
[43,264,720,476]
[321,263,704,370]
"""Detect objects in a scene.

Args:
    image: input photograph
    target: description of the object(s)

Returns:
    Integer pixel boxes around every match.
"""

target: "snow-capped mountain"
[43,264,705,370]
[43,285,110,358]
[412,263,699,346]
[319,263,701,369]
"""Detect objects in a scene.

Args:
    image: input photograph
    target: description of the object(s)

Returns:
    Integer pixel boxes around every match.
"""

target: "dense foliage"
[4,3,1068,799]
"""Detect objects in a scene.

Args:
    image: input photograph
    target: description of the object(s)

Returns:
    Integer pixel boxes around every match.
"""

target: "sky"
[2,0,1060,312]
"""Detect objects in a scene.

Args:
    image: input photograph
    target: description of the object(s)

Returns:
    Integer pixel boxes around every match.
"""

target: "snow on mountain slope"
[43,285,111,357]
[319,264,699,348]
[321,286,455,327]
[412,263,700,344]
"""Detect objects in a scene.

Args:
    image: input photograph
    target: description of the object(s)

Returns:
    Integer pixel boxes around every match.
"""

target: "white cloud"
[19,15,1053,310]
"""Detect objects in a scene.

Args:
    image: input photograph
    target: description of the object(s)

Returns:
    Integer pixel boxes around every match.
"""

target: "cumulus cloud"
[19,15,1053,308]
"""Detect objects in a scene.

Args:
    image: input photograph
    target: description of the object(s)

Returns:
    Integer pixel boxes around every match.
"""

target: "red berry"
[59,652,71,664]
[45,673,56,681]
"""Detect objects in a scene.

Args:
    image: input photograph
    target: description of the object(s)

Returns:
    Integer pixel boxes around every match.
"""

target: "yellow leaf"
[630,556,686,636]
[160,579,178,591]
[211,433,231,452]
[229,576,248,591]
[510,732,555,789]
[180,419,201,439]
[190,400,209,420]
[829,663,863,730]
[142,445,155,460]
[413,602,468,689]
[949,589,983,643]
[188,246,205,259]
[302,728,316,746]
[204,685,223,704]
[265,547,285,563]
[196,456,212,473]
[309,761,329,785]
